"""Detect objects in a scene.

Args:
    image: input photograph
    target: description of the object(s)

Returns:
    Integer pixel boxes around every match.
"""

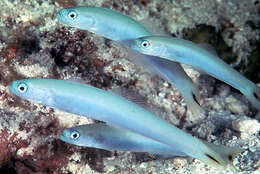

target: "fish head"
[60,128,82,146]
[9,79,56,106]
[60,125,101,147]
[56,6,95,30]
[126,36,165,56]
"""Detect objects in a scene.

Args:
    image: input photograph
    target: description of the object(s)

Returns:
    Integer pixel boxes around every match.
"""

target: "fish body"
[56,6,150,41]
[128,36,260,110]
[60,123,186,157]
[56,6,203,116]
[9,78,242,170]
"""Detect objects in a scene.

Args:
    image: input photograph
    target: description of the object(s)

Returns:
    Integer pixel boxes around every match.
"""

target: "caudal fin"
[254,86,260,100]
[244,85,260,110]
[183,85,205,121]
[252,86,260,110]
[200,141,243,171]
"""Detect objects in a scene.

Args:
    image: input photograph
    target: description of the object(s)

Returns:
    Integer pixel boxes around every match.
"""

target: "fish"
[9,78,242,170]
[56,6,204,117]
[126,36,260,110]
[60,123,186,158]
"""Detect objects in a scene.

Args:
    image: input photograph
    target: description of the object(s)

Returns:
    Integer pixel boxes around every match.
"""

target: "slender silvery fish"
[56,6,203,117]
[9,78,242,170]
[127,36,260,110]
[60,123,186,158]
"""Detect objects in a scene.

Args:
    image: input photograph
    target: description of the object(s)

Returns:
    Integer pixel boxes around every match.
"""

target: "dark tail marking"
[192,93,200,105]
[253,91,259,100]
[205,154,220,165]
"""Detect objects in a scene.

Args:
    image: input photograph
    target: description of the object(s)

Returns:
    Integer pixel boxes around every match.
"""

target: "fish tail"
[252,86,260,109]
[200,141,243,171]
[184,85,205,120]
[254,86,260,99]
[191,83,201,104]
[244,85,260,110]
[186,99,205,120]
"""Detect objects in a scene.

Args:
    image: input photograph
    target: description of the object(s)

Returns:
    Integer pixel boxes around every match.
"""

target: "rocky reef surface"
[0,0,259,173]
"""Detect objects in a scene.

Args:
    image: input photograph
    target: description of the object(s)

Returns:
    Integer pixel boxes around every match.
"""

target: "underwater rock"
[232,116,260,135]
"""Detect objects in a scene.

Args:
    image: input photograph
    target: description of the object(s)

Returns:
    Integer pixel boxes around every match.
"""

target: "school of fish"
[8,5,260,172]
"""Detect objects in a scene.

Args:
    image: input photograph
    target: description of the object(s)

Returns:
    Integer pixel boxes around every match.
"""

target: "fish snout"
[59,129,71,141]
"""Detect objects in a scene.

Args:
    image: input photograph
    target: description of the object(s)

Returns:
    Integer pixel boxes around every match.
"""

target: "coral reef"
[0,0,259,173]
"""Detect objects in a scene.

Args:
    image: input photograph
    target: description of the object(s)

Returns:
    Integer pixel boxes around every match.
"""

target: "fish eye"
[17,82,28,93]
[71,130,80,140]
[141,40,150,48]
[68,10,78,20]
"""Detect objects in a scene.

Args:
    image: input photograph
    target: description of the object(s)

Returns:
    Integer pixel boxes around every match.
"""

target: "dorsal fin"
[109,86,165,117]
[109,87,148,108]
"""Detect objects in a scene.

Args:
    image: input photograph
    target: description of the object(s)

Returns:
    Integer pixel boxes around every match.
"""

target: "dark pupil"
[70,13,75,18]
[143,42,147,47]
[19,86,25,91]
[73,133,78,138]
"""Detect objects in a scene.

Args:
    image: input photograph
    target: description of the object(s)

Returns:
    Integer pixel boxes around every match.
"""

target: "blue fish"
[126,36,260,110]
[56,6,203,117]
[9,78,242,170]
[60,123,186,158]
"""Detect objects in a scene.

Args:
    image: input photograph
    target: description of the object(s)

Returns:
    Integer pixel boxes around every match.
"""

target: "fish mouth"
[59,133,66,142]
[56,11,64,23]
[56,10,68,24]
[8,81,17,95]
[56,11,61,19]
[59,130,69,142]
